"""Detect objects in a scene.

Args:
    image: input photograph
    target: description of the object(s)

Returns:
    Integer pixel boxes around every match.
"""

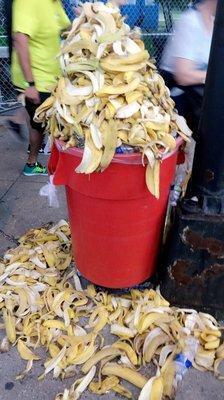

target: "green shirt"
[11,0,70,92]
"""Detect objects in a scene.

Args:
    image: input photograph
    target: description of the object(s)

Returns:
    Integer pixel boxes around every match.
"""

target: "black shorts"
[25,92,50,132]
[16,88,50,133]
[160,70,204,139]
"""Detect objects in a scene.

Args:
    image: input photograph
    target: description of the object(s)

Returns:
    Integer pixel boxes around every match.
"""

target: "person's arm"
[12,0,41,103]
[13,32,40,104]
[175,59,206,86]
[170,12,208,86]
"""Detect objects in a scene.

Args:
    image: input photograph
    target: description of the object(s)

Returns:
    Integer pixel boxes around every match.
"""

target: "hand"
[25,86,40,105]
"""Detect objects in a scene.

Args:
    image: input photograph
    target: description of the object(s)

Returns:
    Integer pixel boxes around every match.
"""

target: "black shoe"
[27,143,51,155]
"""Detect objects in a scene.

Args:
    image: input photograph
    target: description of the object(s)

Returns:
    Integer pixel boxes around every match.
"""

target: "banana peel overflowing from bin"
[34,1,191,198]
[0,221,224,400]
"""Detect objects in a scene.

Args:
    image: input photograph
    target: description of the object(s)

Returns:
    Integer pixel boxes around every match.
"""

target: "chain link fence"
[0,0,190,104]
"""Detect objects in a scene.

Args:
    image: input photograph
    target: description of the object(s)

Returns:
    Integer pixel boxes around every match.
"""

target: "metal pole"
[186,0,224,214]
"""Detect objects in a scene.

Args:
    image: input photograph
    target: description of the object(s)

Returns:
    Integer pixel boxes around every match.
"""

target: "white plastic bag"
[39,175,59,208]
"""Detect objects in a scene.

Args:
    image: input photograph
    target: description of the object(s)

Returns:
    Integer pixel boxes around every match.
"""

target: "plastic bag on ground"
[39,175,59,208]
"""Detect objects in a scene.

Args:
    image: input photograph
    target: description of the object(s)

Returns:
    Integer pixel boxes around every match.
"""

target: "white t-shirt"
[160,8,213,73]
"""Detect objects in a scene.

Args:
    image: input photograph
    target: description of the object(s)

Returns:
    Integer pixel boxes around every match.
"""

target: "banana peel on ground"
[0,220,223,400]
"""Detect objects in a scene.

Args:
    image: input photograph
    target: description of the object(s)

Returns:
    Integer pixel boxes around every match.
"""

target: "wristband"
[26,81,35,87]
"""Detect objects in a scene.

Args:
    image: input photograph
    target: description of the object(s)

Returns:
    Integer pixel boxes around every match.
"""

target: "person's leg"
[25,98,43,164]
[23,93,49,176]
[27,126,43,164]
[184,86,204,141]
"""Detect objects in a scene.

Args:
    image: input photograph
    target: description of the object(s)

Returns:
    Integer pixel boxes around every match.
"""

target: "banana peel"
[112,341,138,365]
[146,160,160,199]
[138,312,172,334]
[34,1,191,199]
[75,133,102,174]
[97,77,140,96]
[112,383,132,399]
[3,309,16,344]
[82,347,121,373]
[100,120,117,171]
[89,376,120,394]
[101,362,147,388]
[104,50,149,66]
[139,374,163,400]
[1,220,223,400]
[17,339,40,361]
[143,332,169,363]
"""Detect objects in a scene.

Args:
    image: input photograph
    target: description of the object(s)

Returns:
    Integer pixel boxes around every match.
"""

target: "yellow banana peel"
[82,347,121,373]
[139,374,164,400]
[112,383,132,398]
[146,160,160,199]
[33,1,192,199]
[89,376,119,395]
[112,341,138,365]
[17,339,40,361]
[102,362,147,388]
[3,309,16,344]
[0,218,223,400]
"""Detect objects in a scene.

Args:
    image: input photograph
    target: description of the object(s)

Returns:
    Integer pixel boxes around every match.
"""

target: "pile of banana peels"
[35,1,191,198]
[0,221,223,400]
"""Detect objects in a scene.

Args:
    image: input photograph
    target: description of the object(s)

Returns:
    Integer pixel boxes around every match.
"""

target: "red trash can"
[48,139,182,288]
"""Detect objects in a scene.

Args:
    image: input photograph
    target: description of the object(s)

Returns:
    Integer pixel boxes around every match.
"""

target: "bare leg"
[13,107,29,124]
[27,128,42,164]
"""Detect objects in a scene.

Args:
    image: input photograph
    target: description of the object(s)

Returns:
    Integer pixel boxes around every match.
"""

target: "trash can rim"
[54,136,183,165]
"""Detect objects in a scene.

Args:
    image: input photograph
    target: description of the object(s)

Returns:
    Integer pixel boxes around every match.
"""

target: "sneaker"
[23,162,48,176]
[27,144,51,155]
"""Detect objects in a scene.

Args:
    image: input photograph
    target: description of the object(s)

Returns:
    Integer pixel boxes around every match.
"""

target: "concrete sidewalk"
[0,109,223,400]
[0,111,67,255]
